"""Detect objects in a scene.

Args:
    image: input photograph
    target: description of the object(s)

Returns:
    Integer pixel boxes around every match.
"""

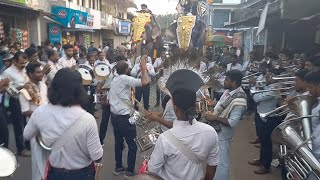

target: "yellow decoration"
[132,13,152,43]
[177,16,196,50]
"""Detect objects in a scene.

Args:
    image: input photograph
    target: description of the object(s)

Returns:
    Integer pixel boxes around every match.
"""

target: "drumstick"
[133,98,147,112]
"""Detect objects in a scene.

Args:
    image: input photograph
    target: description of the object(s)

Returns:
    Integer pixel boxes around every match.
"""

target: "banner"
[48,23,61,44]
[233,32,242,48]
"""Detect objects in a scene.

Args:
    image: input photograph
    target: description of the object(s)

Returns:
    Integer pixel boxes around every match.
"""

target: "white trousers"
[213,140,231,180]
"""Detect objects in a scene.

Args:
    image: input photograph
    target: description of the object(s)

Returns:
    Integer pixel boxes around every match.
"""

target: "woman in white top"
[23,68,103,180]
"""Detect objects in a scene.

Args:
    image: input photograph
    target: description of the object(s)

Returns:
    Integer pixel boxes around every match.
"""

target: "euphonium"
[272,117,320,179]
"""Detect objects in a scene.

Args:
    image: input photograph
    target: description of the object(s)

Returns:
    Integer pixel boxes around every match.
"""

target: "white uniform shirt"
[58,56,76,68]
[226,63,242,72]
[109,74,142,115]
[47,61,63,85]
[2,65,28,88]
[148,119,219,180]
[23,104,103,169]
[131,63,155,82]
[135,56,152,64]
[94,59,110,66]
[153,58,163,70]
[241,60,251,73]
[161,99,177,132]
[19,81,48,118]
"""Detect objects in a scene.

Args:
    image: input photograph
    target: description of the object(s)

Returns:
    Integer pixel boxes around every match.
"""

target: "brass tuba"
[272,117,320,179]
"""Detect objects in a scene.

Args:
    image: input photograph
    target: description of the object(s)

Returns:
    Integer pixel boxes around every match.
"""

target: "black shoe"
[113,167,126,176]
[124,171,136,178]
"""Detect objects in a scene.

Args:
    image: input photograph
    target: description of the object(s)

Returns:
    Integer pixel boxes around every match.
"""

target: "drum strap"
[164,131,201,164]
[51,112,91,153]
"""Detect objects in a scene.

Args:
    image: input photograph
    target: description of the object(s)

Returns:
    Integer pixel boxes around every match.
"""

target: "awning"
[62,28,95,33]
[291,13,320,24]
[43,15,65,27]
[0,1,39,12]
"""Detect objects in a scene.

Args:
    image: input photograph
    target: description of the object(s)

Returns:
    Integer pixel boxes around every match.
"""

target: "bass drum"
[77,64,94,85]
[0,146,17,177]
[94,62,110,81]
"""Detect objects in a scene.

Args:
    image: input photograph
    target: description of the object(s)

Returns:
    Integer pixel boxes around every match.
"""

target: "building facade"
[0,0,134,48]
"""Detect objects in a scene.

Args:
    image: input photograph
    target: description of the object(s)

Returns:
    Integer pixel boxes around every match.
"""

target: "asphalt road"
[5,84,281,180]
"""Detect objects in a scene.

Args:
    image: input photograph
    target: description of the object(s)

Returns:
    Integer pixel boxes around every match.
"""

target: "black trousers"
[258,115,282,169]
[99,105,111,145]
[83,85,95,115]
[0,104,9,148]
[48,163,95,180]
[111,113,137,172]
[8,97,26,152]
[244,88,256,112]
[135,83,150,111]
[156,85,160,105]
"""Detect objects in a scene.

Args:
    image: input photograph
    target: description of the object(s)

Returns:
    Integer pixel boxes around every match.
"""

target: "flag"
[256,1,269,36]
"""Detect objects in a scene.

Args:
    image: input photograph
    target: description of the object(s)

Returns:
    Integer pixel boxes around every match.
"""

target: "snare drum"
[135,126,162,152]
[94,62,111,80]
[0,146,17,177]
[132,110,149,128]
[77,64,94,85]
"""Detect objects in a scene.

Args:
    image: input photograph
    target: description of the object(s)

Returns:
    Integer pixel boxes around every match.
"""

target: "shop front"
[0,0,40,48]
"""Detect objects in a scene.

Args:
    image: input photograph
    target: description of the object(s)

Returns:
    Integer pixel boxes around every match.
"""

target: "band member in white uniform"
[145,93,177,132]
[131,53,156,111]
[58,44,77,69]
[3,52,30,156]
[204,69,247,180]
[109,59,148,177]
[83,53,97,115]
[23,68,103,180]
[46,49,63,86]
[148,69,219,180]
[0,78,10,148]
[304,70,320,180]
[153,51,166,107]
[248,72,281,175]
[20,62,48,180]
[226,54,242,72]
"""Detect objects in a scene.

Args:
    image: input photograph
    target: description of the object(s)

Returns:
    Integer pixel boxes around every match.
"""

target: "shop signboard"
[87,14,94,28]
[51,6,73,27]
[118,21,131,35]
[75,10,88,28]
[51,6,89,29]
[48,23,62,44]
[8,0,26,3]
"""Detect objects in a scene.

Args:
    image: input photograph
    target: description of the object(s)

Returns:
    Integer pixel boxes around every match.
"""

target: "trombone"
[250,87,293,95]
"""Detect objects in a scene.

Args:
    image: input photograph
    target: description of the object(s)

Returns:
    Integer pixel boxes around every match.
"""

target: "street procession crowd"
[1,2,320,180]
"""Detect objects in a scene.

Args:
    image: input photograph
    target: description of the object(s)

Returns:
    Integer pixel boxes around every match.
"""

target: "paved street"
[6,84,281,180]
